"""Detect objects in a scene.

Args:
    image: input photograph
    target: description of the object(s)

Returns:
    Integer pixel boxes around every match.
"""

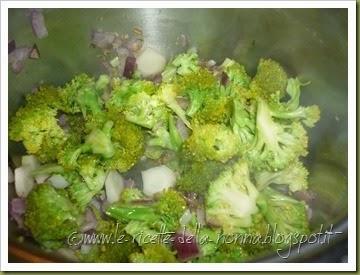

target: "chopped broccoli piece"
[246,99,308,171]
[257,187,310,248]
[162,51,200,82]
[250,58,288,98]
[24,184,79,249]
[206,160,259,233]
[254,160,309,192]
[120,188,145,203]
[184,123,239,163]
[80,218,140,263]
[221,58,251,88]
[9,105,67,162]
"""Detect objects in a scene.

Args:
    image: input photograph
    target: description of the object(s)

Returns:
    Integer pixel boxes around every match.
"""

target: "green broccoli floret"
[257,187,310,248]
[106,79,156,115]
[192,92,232,125]
[120,188,145,203]
[162,51,200,82]
[183,123,239,163]
[106,189,187,232]
[25,85,63,110]
[231,98,256,152]
[130,244,177,263]
[77,155,106,191]
[250,58,288,99]
[176,157,226,195]
[254,160,309,192]
[9,105,67,162]
[64,171,99,211]
[80,218,140,263]
[246,99,308,171]
[221,58,251,88]
[158,84,191,128]
[206,160,259,233]
[176,68,218,117]
[269,78,321,128]
[104,115,145,172]
[147,115,183,151]
[24,184,80,249]
[123,92,168,129]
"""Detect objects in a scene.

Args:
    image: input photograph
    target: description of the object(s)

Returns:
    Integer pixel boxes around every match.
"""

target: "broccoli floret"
[176,68,218,116]
[183,123,239,163]
[269,78,321,128]
[147,115,183,151]
[176,158,226,195]
[130,244,177,263]
[162,51,200,82]
[64,171,99,211]
[106,79,156,115]
[120,188,145,203]
[25,85,63,110]
[206,160,259,233]
[80,218,140,263]
[83,120,115,158]
[24,184,79,249]
[158,84,191,128]
[254,160,309,192]
[221,58,251,88]
[77,155,106,191]
[231,98,256,152]
[257,187,310,248]
[250,58,288,98]
[192,92,232,125]
[246,99,308,171]
[123,92,168,129]
[104,115,145,172]
[9,105,67,162]
[106,189,187,232]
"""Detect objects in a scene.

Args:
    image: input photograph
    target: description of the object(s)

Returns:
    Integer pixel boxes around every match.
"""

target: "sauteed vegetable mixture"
[9,48,320,262]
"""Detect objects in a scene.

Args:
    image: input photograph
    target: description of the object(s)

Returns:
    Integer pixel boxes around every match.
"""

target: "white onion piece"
[136,48,166,78]
[14,166,34,197]
[179,209,192,226]
[35,174,50,184]
[21,155,40,171]
[8,166,14,183]
[49,174,69,189]
[141,165,176,197]
[105,170,124,203]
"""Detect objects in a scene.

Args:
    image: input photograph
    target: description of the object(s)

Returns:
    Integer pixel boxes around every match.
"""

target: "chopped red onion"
[91,30,116,49]
[123,56,137,78]
[9,197,26,228]
[81,208,98,232]
[126,37,143,53]
[151,74,163,84]
[124,178,136,188]
[294,190,316,204]
[8,47,31,74]
[29,44,40,59]
[30,9,48,39]
[172,232,200,262]
[8,40,16,54]
[221,72,229,86]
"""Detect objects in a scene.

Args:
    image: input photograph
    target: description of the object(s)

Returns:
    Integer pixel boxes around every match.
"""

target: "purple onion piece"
[221,72,229,86]
[126,37,143,53]
[124,178,136,188]
[8,40,16,54]
[123,56,137,78]
[9,47,31,74]
[29,44,40,59]
[90,30,116,49]
[176,117,189,140]
[81,208,98,232]
[30,9,48,39]
[293,190,316,204]
[9,197,26,228]
[172,232,200,262]
[151,74,163,84]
